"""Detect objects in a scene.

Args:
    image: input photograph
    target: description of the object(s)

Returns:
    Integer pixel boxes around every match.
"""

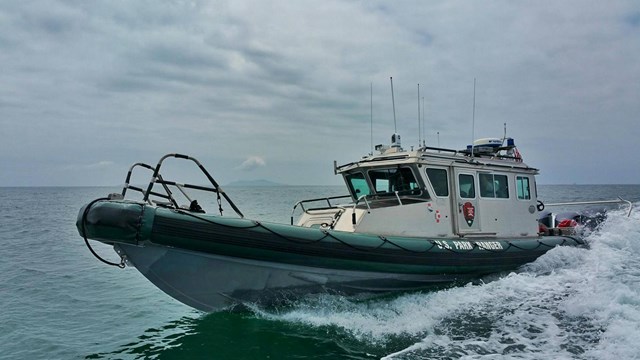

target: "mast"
[417,83,421,146]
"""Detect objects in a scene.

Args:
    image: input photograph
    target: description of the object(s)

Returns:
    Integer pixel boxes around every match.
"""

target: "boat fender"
[352,212,356,225]
[537,200,545,212]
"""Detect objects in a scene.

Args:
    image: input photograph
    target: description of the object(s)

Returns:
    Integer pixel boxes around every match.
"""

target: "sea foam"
[258,206,640,359]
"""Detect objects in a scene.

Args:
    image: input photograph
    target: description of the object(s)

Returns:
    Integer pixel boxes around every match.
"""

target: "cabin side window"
[345,172,371,198]
[368,167,421,196]
[458,174,475,198]
[479,173,509,199]
[426,168,449,197]
[516,176,531,200]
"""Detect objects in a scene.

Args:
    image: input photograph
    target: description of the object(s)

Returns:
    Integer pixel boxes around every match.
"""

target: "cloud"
[85,161,115,169]
[236,156,266,171]
[61,161,114,171]
[0,0,639,185]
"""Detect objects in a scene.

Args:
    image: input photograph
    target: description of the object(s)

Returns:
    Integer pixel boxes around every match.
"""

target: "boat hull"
[78,200,585,311]
[115,243,479,311]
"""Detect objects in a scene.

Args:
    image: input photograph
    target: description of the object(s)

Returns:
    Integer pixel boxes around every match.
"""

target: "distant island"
[225,179,285,187]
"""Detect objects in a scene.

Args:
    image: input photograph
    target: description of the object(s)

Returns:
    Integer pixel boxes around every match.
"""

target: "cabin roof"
[336,146,539,175]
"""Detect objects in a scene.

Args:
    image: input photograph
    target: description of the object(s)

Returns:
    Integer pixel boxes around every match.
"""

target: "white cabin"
[297,138,540,239]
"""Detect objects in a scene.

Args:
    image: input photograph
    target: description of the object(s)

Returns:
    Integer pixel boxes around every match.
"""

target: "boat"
[76,136,632,312]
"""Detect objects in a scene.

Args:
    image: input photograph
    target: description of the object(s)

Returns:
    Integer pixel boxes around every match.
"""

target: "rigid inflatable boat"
[77,136,630,311]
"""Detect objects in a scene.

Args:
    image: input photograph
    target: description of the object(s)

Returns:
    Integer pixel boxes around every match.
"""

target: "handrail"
[121,163,181,208]
[120,153,244,218]
[419,145,460,154]
[394,191,403,205]
[545,197,633,217]
[353,194,371,212]
[350,194,372,225]
[290,195,351,225]
[348,191,423,224]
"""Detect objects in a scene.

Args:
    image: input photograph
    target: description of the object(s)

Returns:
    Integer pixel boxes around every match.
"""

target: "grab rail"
[290,195,351,225]
[120,153,244,218]
[122,162,179,207]
[351,194,372,225]
[545,197,633,217]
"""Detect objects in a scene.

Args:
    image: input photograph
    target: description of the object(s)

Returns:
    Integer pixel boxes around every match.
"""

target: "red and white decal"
[463,202,475,226]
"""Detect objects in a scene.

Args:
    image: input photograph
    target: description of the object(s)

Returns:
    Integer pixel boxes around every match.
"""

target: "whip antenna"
[389,77,402,150]
[370,82,373,155]
[471,78,476,157]
[417,83,421,146]
[390,77,397,133]
[422,96,426,146]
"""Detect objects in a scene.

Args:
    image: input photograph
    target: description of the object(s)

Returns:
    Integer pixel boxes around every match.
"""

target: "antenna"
[390,77,397,133]
[370,82,373,155]
[437,131,440,148]
[422,96,426,146]
[417,83,421,146]
[471,78,476,157]
[389,77,402,149]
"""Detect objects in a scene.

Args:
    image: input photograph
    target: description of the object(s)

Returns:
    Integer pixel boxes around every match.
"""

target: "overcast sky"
[1,1,639,186]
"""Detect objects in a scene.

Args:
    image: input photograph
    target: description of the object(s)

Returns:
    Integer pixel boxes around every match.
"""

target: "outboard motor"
[537,210,554,228]
[539,207,609,236]
[538,207,608,236]
[537,210,553,235]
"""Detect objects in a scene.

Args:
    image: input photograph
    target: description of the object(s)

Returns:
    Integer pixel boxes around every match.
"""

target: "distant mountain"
[225,179,285,187]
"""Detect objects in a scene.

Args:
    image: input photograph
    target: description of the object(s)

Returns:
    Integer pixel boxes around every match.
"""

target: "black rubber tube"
[80,197,125,268]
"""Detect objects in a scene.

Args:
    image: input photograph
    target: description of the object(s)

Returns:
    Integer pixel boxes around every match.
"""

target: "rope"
[175,208,262,230]
[536,239,558,248]
[176,208,515,255]
[150,204,577,257]
[507,241,543,251]
[81,197,125,268]
[178,208,448,253]
[174,209,327,244]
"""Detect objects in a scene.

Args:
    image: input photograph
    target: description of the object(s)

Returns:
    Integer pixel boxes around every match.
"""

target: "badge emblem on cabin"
[462,202,475,226]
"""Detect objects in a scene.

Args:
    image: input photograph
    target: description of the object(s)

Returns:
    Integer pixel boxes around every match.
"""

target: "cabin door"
[453,170,481,234]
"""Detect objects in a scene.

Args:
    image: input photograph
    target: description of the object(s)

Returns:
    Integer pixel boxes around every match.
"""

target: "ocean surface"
[1,185,639,359]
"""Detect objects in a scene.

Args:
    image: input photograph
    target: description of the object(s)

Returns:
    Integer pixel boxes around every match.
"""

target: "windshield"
[345,172,371,198]
[368,167,421,196]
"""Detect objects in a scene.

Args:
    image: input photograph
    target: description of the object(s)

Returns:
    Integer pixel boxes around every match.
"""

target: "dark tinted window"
[368,167,422,196]
[516,176,531,200]
[480,173,509,199]
[426,168,449,197]
[458,174,475,198]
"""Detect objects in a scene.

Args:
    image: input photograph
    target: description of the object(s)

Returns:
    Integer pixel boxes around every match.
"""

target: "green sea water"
[1,185,640,359]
